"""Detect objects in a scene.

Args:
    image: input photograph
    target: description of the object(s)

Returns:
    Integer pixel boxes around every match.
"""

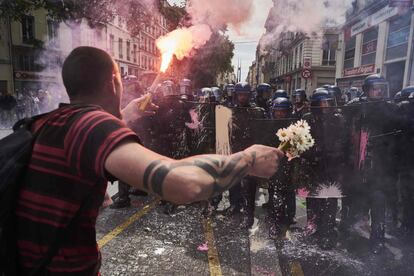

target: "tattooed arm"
[105,142,283,204]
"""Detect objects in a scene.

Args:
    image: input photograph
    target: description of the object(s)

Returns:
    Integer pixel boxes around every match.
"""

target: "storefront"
[384,12,412,97]
[337,2,414,97]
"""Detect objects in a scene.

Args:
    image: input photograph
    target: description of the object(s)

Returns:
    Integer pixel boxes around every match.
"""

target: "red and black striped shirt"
[15,104,139,275]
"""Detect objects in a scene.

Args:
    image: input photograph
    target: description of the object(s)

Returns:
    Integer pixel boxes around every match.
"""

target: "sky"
[167,0,273,81]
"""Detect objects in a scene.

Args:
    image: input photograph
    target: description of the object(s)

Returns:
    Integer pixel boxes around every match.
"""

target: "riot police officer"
[302,88,346,249]
[325,85,345,107]
[397,86,414,238]
[256,83,272,115]
[343,75,399,253]
[227,82,266,228]
[292,89,309,118]
[267,98,297,238]
[223,84,235,107]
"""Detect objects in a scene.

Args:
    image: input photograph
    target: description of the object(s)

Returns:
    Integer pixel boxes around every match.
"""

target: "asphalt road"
[96,190,414,276]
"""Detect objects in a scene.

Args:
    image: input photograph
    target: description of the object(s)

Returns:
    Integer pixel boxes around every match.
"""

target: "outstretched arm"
[105,142,283,204]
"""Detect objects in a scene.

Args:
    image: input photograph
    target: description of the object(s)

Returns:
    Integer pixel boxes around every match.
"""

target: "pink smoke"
[185,108,202,130]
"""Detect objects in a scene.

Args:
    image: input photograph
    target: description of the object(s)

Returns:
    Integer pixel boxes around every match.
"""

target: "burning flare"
[156,25,212,73]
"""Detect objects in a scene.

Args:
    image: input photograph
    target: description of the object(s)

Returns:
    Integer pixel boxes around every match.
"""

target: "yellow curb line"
[286,230,305,276]
[203,218,223,276]
[290,261,305,276]
[98,200,159,249]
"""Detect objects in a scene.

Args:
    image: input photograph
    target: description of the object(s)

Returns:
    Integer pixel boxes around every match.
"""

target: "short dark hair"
[62,47,115,99]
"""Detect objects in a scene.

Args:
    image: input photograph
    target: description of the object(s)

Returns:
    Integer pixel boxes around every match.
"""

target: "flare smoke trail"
[157,0,254,67]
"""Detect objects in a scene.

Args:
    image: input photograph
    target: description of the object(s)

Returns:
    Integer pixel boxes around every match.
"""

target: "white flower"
[276,120,315,160]
[295,120,311,132]
[276,128,290,142]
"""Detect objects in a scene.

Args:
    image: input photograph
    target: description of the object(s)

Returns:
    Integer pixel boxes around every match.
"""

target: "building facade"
[0,5,170,96]
[257,29,339,98]
[336,0,414,97]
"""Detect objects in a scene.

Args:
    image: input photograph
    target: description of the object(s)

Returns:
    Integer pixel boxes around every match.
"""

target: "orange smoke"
[156,24,212,73]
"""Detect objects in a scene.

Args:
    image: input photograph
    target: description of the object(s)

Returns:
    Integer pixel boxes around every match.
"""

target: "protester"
[13,46,283,275]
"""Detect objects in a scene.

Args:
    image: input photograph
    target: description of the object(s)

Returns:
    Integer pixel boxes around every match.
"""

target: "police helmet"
[179,78,192,96]
[272,97,292,110]
[161,80,177,97]
[225,84,235,96]
[211,87,222,102]
[257,83,272,95]
[234,82,251,94]
[292,89,306,103]
[362,74,389,99]
[310,88,334,107]
[273,89,288,100]
[401,86,414,100]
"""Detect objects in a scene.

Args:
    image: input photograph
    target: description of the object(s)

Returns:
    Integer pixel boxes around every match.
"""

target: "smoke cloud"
[157,0,255,68]
[260,0,354,51]
[187,0,254,31]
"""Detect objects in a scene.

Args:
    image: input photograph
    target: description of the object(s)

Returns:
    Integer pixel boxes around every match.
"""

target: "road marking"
[290,261,305,276]
[203,218,223,276]
[98,200,159,249]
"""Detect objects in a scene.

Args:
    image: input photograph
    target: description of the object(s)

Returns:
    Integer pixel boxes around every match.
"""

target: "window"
[296,77,301,89]
[386,13,411,60]
[299,44,303,67]
[322,34,337,66]
[344,36,356,69]
[109,35,115,56]
[119,38,123,59]
[22,15,35,43]
[133,44,137,63]
[47,20,59,47]
[361,27,378,65]
[17,54,36,71]
[0,81,7,95]
[126,41,131,61]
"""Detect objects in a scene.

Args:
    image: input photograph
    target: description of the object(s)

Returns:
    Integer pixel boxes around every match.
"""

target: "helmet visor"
[369,83,389,99]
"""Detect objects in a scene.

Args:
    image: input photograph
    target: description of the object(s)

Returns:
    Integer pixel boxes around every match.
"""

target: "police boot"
[370,190,386,254]
[370,223,385,254]
[223,204,241,217]
[225,183,242,217]
[318,198,338,250]
[286,190,297,225]
[241,193,255,229]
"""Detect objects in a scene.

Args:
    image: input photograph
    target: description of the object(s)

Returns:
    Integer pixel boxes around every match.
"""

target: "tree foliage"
[0,0,162,32]
[175,32,234,88]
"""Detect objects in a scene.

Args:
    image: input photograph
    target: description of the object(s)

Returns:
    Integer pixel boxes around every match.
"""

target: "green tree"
[181,32,235,88]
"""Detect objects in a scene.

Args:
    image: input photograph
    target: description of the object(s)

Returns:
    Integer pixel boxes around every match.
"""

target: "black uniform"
[301,109,346,248]
[231,103,266,227]
[342,97,399,246]
[254,118,297,236]
[396,99,414,235]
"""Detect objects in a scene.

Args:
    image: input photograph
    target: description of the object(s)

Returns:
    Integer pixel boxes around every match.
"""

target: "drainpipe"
[7,15,15,95]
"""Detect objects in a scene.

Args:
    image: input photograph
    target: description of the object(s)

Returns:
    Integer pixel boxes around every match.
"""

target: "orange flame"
[156,25,212,73]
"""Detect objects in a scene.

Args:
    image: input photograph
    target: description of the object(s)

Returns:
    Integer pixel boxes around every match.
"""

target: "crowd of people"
[115,74,414,255]
[0,89,66,128]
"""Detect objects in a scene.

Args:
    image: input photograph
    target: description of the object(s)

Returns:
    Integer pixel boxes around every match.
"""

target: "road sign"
[303,57,312,69]
[301,69,312,79]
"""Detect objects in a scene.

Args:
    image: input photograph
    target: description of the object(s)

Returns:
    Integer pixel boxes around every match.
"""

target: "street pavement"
[96,190,414,276]
[0,128,12,139]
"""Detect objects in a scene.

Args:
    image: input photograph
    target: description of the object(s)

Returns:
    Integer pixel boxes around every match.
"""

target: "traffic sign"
[302,69,312,79]
[303,57,312,69]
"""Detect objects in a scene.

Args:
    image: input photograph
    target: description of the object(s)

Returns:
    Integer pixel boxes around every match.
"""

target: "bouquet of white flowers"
[276,120,315,160]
